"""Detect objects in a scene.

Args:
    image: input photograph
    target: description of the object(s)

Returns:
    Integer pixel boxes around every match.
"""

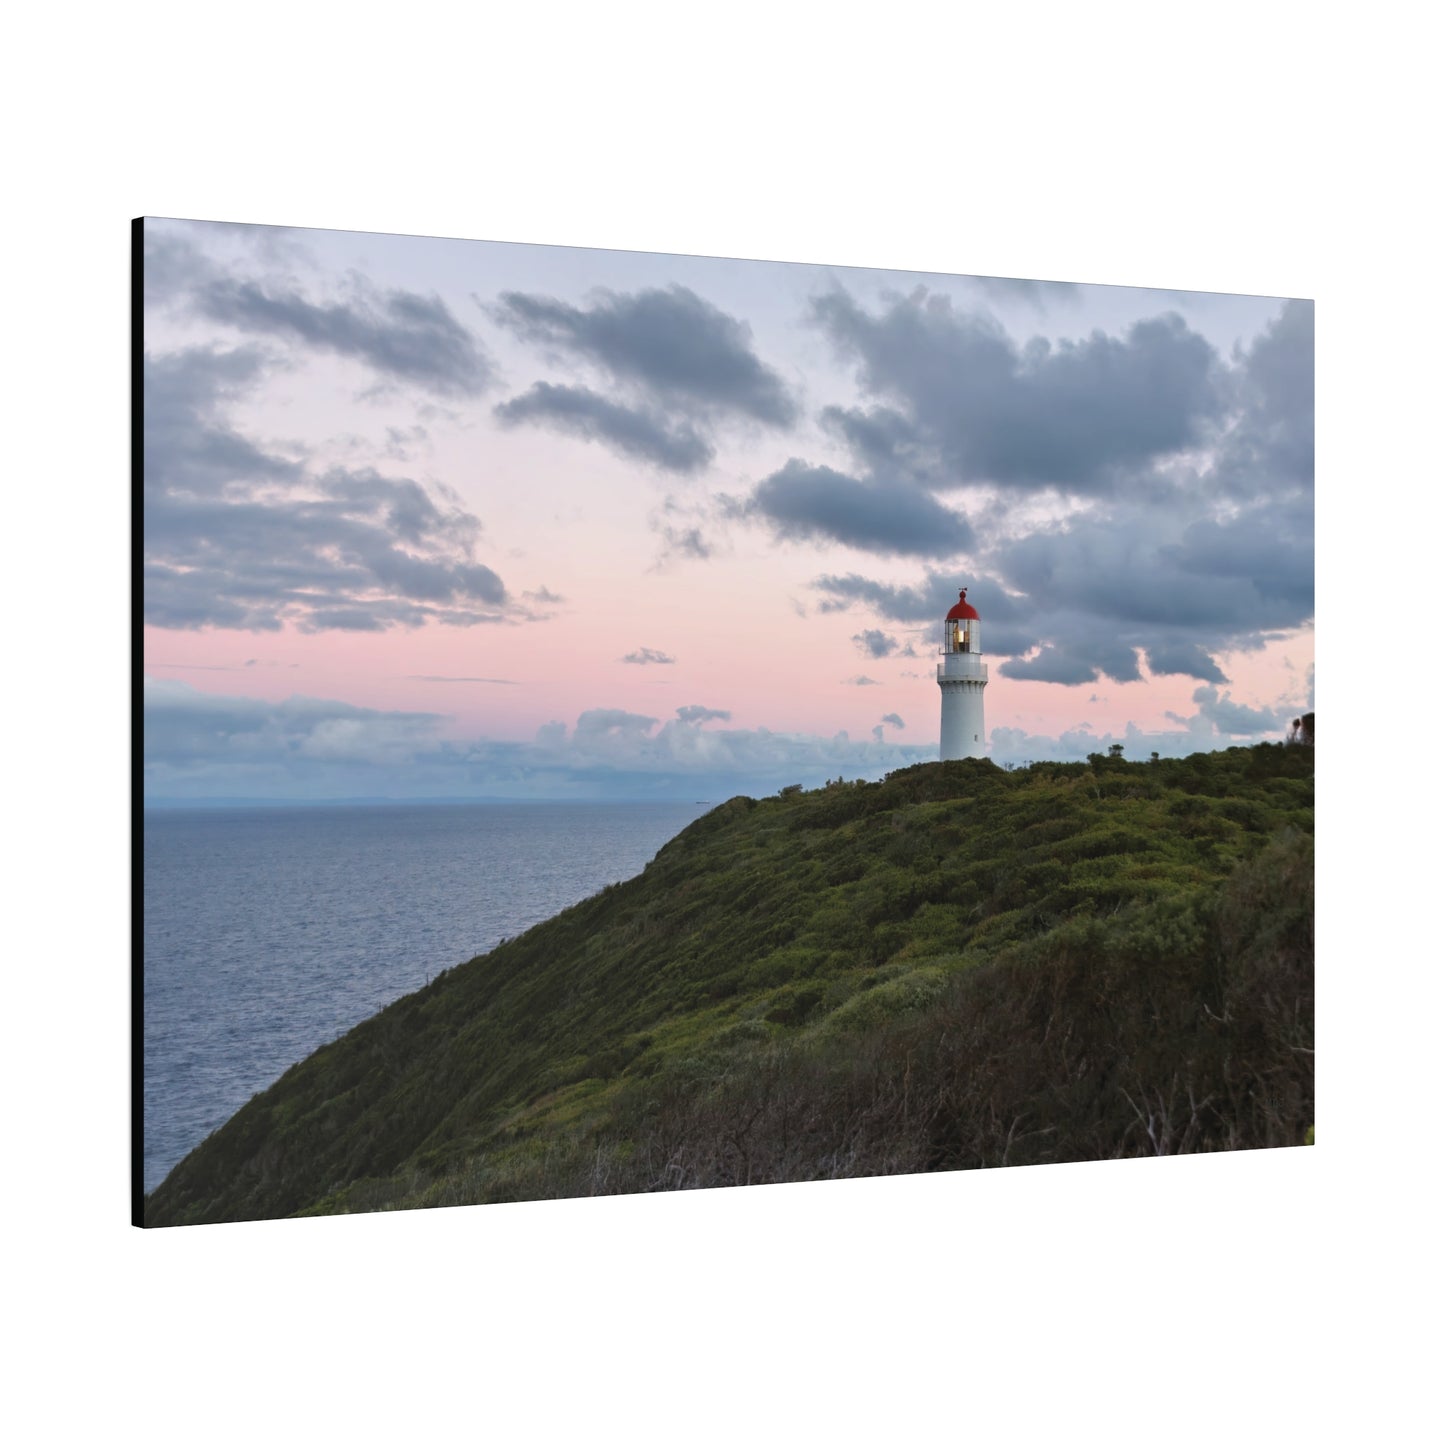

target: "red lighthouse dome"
[946,588,980,621]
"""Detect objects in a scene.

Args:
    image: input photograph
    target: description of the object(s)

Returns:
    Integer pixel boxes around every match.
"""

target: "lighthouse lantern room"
[938,587,987,760]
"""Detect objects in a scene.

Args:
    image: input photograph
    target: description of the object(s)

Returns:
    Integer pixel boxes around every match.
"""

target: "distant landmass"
[143,795,716,810]
[143,743,1314,1226]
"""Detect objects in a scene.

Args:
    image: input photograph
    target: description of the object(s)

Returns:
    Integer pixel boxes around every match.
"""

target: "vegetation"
[144,744,1314,1226]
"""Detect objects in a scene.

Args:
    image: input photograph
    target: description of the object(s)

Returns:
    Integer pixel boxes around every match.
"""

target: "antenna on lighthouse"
[938,585,987,760]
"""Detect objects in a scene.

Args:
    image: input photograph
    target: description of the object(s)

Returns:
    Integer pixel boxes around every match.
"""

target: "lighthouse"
[938,587,987,760]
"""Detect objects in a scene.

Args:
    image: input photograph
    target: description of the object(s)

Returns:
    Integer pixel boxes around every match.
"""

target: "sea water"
[141,800,706,1194]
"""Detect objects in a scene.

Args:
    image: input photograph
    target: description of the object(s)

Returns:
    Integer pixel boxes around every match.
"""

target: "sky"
[141,218,1314,801]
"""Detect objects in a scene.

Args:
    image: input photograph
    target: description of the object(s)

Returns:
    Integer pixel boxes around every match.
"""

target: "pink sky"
[141,219,1313,798]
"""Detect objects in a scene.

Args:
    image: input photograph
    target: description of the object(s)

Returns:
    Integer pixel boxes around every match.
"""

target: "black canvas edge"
[131,216,146,1227]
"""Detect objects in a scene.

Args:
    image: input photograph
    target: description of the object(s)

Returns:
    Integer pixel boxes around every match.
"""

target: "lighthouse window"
[961,624,971,651]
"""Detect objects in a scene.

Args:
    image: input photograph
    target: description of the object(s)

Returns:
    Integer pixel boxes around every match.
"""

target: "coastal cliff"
[145,744,1314,1225]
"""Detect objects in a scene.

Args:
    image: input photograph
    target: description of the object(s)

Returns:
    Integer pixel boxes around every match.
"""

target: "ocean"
[141,800,708,1195]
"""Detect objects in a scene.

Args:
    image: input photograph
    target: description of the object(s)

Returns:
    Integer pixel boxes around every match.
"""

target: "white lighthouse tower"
[938,587,987,760]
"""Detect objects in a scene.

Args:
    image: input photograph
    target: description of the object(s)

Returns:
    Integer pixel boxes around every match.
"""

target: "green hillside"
[144,744,1314,1226]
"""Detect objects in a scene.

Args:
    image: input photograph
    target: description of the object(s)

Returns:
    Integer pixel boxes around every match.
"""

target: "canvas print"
[138,218,1313,1226]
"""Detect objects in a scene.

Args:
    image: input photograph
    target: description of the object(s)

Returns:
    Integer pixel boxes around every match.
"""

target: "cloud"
[574,707,660,738]
[143,677,447,783]
[142,345,298,498]
[1211,299,1314,497]
[144,678,936,801]
[195,275,493,398]
[143,346,512,633]
[781,296,1310,687]
[815,568,988,622]
[146,225,494,397]
[811,286,1223,494]
[970,275,1082,309]
[853,629,899,658]
[1144,642,1228,684]
[648,495,718,565]
[998,646,1119,686]
[493,284,797,426]
[494,382,713,473]
[657,524,713,561]
[813,570,1039,657]
[621,647,675,665]
[987,702,1292,765]
[1187,685,1288,737]
[844,675,880,686]
[813,411,1311,688]
[817,404,935,488]
[143,227,220,306]
[990,492,1312,675]
[406,675,516,684]
[145,676,1296,803]
[744,460,975,556]
[676,705,732,724]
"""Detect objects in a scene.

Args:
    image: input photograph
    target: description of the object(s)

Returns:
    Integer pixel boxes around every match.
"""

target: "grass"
[144,742,1315,1225]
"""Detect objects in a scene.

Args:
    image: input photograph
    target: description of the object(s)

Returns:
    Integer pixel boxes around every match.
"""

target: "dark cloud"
[145,226,494,398]
[782,298,1309,691]
[1211,299,1314,497]
[494,285,796,426]
[996,497,1311,643]
[811,287,1224,494]
[813,570,1039,657]
[676,705,732,724]
[853,629,899,658]
[813,522,1308,690]
[1145,642,1228,684]
[803,297,1323,687]
[817,404,934,486]
[998,647,1111,686]
[1173,494,1314,615]
[813,570,953,620]
[143,347,512,633]
[495,382,712,472]
[142,346,298,498]
[802,326,1313,683]
[194,275,493,398]
[621,647,675,665]
[143,228,217,307]
[880,713,905,729]
[844,675,880,686]
[745,460,975,556]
